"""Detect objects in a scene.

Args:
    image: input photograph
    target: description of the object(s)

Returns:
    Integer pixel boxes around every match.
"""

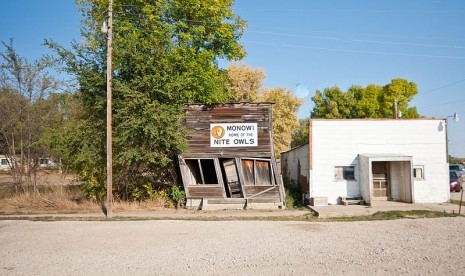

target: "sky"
[1,0,464,157]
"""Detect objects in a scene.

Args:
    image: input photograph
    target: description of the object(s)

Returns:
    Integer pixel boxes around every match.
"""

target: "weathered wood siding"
[182,103,273,158]
[187,186,224,199]
[244,186,280,198]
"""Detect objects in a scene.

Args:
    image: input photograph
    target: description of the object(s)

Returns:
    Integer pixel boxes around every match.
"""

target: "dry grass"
[112,198,175,212]
[0,187,101,214]
[0,185,176,215]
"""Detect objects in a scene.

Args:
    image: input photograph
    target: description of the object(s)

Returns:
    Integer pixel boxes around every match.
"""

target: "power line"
[417,99,465,109]
[247,30,465,50]
[242,40,465,59]
[417,79,465,97]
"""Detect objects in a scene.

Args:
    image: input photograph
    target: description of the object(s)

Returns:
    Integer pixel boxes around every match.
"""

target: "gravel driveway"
[1,217,465,275]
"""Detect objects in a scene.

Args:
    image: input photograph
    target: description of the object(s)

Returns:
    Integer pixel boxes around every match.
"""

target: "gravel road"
[1,217,465,275]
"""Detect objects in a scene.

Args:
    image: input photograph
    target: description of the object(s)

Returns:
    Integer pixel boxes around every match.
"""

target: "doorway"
[220,158,243,198]
[372,161,389,200]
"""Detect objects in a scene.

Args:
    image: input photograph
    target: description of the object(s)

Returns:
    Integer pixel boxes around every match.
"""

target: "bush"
[170,185,185,209]
[283,177,304,209]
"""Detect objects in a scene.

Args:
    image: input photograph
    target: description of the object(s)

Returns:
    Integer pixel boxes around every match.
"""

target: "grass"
[319,210,461,222]
[450,199,465,206]
[0,185,175,215]
[0,209,461,223]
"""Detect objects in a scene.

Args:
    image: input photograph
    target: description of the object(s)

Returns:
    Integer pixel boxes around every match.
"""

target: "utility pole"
[394,100,398,119]
[105,0,113,217]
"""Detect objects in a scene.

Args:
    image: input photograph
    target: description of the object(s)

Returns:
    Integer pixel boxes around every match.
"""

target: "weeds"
[283,177,305,209]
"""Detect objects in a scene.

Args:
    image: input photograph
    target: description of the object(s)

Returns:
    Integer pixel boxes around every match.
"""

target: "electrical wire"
[242,40,465,60]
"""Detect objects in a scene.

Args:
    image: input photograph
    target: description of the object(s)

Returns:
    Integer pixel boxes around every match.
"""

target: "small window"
[413,166,424,180]
[39,158,49,165]
[335,166,355,181]
[184,159,219,185]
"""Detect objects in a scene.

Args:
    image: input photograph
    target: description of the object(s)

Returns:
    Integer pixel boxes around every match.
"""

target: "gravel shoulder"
[1,217,465,275]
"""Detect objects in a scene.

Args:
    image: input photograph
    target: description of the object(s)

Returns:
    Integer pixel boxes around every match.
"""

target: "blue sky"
[1,0,464,157]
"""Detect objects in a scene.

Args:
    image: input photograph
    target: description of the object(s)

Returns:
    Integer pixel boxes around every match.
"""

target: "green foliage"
[311,78,420,119]
[283,177,304,209]
[290,118,309,148]
[170,185,186,207]
[46,0,246,201]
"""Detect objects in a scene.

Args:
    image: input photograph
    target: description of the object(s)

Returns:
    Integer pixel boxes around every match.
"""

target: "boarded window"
[184,159,218,185]
[413,166,424,180]
[335,166,355,181]
[241,159,273,186]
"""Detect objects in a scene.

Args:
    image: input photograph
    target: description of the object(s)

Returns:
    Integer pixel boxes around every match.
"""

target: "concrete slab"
[309,201,463,218]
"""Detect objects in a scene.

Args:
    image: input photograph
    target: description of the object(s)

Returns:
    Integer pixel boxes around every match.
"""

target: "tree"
[227,63,265,102]
[46,0,247,200]
[261,88,303,158]
[0,39,61,192]
[310,78,420,119]
[226,63,303,157]
[311,86,353,119]
[290,118,309,149]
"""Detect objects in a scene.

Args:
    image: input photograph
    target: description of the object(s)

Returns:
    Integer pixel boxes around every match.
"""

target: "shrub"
[170,185,185,209]
[283,177,304,209]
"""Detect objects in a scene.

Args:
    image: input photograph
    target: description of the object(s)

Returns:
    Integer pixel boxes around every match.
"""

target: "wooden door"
[222,159,243,198]
[372,162,389,200]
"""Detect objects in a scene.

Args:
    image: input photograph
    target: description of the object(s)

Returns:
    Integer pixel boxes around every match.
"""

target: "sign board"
[210,123,258,147]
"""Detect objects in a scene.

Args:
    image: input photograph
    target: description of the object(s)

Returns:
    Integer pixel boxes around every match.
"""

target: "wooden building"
[178,103,285,210]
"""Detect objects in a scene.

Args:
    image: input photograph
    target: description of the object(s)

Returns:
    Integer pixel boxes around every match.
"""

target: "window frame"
[240,158,275,186]
[183,158,221,186]
[334,166,356,181]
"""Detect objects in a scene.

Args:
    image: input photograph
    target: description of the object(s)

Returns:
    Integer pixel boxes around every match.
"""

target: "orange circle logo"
[211,125,225,139]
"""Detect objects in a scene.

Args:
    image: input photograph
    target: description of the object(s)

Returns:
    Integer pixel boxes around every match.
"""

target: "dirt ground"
[1,217,465,275]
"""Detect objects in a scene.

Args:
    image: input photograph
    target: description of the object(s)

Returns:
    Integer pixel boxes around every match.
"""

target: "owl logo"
[211,125,225,139]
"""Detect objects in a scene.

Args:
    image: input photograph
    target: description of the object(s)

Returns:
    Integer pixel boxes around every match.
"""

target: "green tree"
[290,118,309,148]
[46,0,247,200]
[311,86,353,118]
[310,78,420,119]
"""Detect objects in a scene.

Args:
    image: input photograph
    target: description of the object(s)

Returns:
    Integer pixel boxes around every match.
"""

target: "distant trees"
[311,78,420,119]
[226,63,303,158]
[0,39,62,192]
[290,79,421,148]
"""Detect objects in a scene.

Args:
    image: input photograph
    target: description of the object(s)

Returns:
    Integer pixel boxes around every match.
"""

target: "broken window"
[241,159,273,186]
[184,159,219,185]
[335,166,355,181]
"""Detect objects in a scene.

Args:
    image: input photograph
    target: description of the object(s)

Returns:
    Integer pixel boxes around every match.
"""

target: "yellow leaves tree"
[227,63,265,102]
[227,63,303,158]
[261,88,303,158]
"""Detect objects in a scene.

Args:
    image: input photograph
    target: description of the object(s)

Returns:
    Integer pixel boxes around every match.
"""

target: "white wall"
[310,119,448,204]
[281,144,309,193]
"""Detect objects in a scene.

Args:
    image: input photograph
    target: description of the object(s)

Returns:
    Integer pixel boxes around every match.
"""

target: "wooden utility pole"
[105,0,113,217]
